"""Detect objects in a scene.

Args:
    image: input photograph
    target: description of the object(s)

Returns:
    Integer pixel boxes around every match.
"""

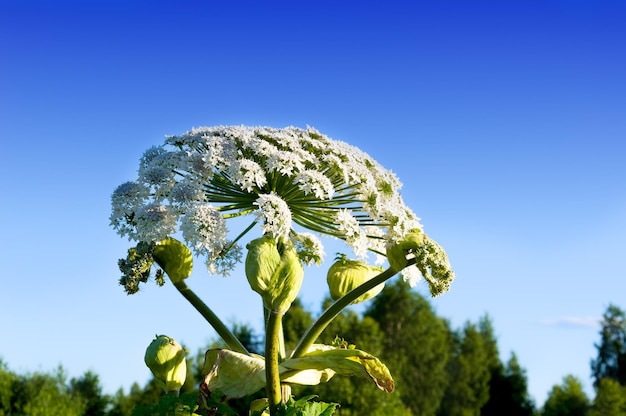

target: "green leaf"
[131,391,200,416]
[200,345,393,401]
[201,349,335,400]
[299,401,339,416]
[282,345,394,392]
[201,349,266,398]
[275,396,339,416]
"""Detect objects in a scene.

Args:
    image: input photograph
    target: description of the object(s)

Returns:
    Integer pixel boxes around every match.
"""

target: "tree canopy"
[3,289,625,415]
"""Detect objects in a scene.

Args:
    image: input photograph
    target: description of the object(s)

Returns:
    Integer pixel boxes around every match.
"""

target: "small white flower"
[401,266,423,288]
[336,209,361,239]
[295,170,334,200]
[265,150,304,176]
[170,181,205,208]
[336,209,369,258]
[229,158,267,192]
[207,244,242,276]
[180,204,228,257]
[254,193,292,239]
[139,146,167,169]
[135,202,177,241]
[110,181,149,239]
[291,232,325,266]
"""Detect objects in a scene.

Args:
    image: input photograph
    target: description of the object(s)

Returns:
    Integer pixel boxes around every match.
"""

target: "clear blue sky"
[1,0,625,407]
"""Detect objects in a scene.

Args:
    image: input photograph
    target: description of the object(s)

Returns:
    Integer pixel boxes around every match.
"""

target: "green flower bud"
[269,240,304,312]
[144,335,187,393]
[386,229,424,271]
[246,236,304,313]
[152,238,193,283]
[327,254,384,304]
[245,235,281,296]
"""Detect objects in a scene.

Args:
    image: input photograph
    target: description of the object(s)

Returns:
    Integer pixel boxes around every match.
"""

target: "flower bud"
[327,254,384,304]
[386,229,424,271]
[246,236,304,313]
[144,335,187,393]
[245,235,281,296]
[152,237,193,283]
[268,240,304,312]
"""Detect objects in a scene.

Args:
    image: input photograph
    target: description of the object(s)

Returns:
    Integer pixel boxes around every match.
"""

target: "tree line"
[1,278,625,415]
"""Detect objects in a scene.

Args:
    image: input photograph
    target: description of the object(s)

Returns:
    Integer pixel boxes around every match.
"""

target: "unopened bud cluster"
[245,236,304,313]
[327,254,385,304]
[144,335,187,394]
[386,230,455,297]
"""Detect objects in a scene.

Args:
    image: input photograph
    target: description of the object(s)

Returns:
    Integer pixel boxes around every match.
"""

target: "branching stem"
[290,263,412,358]
[173,280,249,355]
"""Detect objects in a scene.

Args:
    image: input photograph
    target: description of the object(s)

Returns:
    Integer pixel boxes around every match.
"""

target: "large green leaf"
[282,345,394,393]
[201,349,266,398]
[201,345,393,400]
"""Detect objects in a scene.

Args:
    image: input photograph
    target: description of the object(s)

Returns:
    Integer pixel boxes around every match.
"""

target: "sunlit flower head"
[110,125,425,275]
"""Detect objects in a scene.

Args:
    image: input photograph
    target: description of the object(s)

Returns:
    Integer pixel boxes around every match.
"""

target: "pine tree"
[542,375,589,416]
[590,377,626,416]
[439,322,491,416]
[591,305,626,387]
[366,279,452,416]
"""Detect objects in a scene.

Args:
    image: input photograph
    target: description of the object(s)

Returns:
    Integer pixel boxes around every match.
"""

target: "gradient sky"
[1,0,625,407]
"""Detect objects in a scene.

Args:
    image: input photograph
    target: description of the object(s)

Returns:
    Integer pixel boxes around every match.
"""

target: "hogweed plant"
[110,125,454,415]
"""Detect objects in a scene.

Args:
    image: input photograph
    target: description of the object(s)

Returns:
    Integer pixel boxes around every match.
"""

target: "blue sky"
[1,0,625,406]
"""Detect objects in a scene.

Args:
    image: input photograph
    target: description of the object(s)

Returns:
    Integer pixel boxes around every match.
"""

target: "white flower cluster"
[110,125,423,274]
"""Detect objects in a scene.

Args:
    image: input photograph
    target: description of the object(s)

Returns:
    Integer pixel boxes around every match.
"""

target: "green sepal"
[152,237,193,283]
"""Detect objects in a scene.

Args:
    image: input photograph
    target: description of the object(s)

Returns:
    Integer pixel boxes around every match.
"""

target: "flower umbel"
[110,125,424,276]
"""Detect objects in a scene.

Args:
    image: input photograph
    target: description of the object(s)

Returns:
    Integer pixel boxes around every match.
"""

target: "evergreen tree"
[591,304,626,387]
[294,298,411,415]
[439,322,491,416]
[0,359,16,414]
[11,367,86,416]
[69,370,108,416]
[365,279,452,416]
[482,352,535,416]
[107,387,136,416]
[590,377,626,416]
[232,323,264,355]
[542,375,589,416]
[282,297,315,350]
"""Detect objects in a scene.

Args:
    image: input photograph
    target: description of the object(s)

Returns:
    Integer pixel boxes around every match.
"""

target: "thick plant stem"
[276,317,292,403]
[290,266,401,358]
[173,280,250,355]
[265,310,284,415]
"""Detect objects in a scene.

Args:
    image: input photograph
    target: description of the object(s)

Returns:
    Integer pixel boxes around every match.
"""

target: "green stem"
[265,310,284,415]
[275,315,292,403]
[173,280,250,355]
[290,266,402,358]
